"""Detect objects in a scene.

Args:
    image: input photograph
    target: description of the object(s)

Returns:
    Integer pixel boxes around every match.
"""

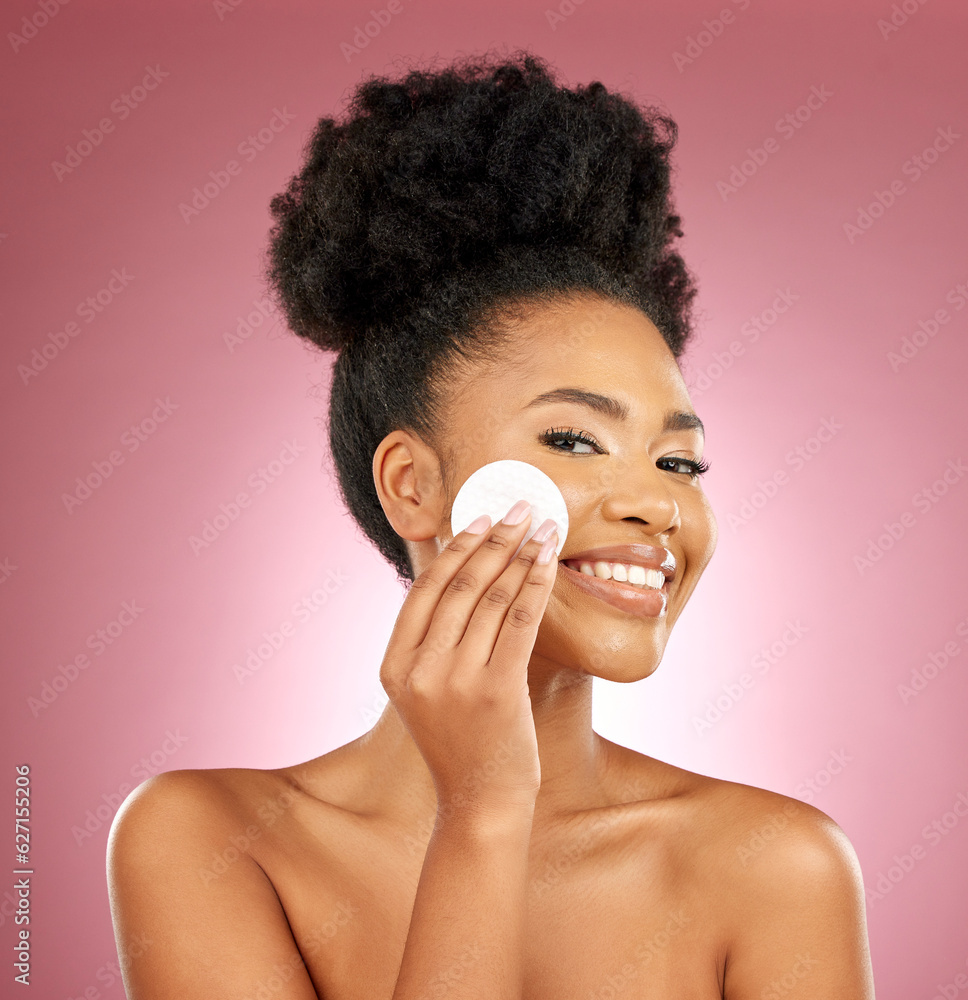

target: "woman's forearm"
[390,805,535,1000]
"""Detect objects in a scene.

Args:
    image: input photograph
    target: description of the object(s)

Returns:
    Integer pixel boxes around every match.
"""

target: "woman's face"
[434,292,718,683]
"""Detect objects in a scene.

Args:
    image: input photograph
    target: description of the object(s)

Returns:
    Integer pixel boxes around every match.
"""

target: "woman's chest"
[259,813,726,1000]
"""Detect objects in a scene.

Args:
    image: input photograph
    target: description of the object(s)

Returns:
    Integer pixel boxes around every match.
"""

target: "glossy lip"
[555,544,676,619]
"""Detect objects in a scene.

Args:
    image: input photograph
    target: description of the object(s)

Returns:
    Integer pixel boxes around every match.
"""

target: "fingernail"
[463,514,491,535]
[502,499,531,525]
[531,518,557,543]
[537,536,558,565]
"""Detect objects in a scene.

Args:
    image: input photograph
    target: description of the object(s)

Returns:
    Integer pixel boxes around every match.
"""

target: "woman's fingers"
[386,503,535,655]
[423,511,541,649]
[453,523,559,682]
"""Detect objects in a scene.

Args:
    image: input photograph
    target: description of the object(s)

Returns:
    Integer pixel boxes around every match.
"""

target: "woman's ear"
[372,429,447,543]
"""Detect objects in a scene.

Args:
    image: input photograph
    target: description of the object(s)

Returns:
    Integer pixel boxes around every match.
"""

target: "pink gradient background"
[2,1,966,996]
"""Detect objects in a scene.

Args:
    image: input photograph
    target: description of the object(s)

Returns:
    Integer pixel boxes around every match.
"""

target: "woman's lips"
[556,560,669,618]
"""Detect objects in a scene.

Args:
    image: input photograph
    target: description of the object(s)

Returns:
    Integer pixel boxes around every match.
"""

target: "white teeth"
[571,560,665,590]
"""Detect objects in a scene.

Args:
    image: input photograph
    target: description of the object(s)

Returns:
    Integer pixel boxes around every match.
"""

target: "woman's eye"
[540,430,709,476]
[658,456,711,478]
[540,428,602,455]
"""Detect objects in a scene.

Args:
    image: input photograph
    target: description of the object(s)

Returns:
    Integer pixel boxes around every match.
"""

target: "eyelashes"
[539,427,711,479]
[539,426,601,453]
[658,456,711,477]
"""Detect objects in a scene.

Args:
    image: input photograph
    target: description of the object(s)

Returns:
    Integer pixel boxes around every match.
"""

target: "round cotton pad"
[450,460,569,559]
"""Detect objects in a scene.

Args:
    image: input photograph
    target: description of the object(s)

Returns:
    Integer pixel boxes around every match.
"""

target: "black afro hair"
[263,49,698,585]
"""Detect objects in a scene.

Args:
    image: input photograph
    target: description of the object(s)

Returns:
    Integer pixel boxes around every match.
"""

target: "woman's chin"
[587,652,665,684]
[531,625,670,685]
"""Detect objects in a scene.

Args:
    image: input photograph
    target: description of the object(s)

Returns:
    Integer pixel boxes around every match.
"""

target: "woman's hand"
[380,500,559,819]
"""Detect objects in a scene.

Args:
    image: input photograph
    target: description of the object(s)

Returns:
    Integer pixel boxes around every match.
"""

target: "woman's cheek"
[678,490,718,605]
[700,492,718,567]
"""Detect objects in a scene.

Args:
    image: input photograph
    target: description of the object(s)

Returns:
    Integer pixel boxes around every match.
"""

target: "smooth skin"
[107,292,876,999]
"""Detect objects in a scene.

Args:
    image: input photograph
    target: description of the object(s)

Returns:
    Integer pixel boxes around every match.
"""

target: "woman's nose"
[596,453,680,534]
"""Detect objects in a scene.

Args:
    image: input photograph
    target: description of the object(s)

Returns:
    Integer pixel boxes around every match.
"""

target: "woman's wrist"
[432,796,536,843]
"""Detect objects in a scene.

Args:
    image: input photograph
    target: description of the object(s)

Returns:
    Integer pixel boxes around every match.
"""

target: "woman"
[107,51,875,998]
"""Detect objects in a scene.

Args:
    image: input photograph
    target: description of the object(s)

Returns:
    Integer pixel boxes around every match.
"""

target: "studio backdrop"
[1,1,965,997]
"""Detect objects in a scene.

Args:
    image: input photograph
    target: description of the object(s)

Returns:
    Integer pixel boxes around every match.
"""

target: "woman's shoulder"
[618,751,865,905]
[694,771,858,876]
[107,767,273,865]
[105,762,350,998]
[113,763,285,815]
[613,755,874,993]
[107,755,345,865]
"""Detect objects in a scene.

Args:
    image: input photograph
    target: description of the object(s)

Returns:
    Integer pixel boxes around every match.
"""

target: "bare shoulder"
[684,772,863,888]
[605,745,875,996]
[608,746,857,871]
[107,756,353,885]
[106,766,287,918]
[106,766,324,999]
[110,766,238,825]
[627,760,874,997]
[109,766,290,851]
[619,754,865,889]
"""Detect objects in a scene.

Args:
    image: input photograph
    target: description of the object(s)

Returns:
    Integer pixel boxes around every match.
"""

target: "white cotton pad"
[450,460,569,559]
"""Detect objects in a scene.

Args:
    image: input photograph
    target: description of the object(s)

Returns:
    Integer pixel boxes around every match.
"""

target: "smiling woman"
[105,49,875,999]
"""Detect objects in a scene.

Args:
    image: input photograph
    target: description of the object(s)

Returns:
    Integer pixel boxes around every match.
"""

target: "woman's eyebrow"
[522,387,704,437]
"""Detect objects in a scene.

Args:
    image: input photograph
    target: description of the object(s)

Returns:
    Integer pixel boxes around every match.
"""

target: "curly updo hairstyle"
[264,49,698,586]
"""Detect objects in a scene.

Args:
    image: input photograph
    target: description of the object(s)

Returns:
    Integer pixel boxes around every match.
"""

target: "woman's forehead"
[449,295,690,415]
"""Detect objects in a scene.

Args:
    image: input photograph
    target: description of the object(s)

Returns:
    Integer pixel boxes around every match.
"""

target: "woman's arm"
[390,803,534,1000]
[376,512,560,999]
[107,770,320,1000]
[722,803,876,999]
